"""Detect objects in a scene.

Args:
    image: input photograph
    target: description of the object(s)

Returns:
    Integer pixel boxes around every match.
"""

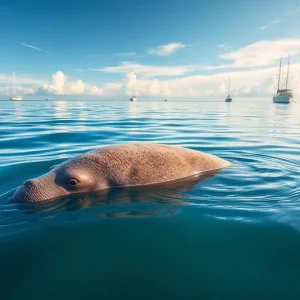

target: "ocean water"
[1,100,300,300]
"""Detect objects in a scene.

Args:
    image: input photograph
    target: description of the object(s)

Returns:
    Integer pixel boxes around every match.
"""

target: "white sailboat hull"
[273,95,290,103]
[10,96,23,101]
[130,96,137,102]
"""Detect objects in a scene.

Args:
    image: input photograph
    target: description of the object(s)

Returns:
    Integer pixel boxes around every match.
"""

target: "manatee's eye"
[67,178,79,187]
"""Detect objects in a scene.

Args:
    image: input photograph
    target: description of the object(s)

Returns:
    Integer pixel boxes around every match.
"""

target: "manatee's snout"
[13,175,68,203]
[13,179,44,203]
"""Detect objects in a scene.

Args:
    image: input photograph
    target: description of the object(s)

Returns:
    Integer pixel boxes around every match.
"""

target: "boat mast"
[13,71,16,95]
[277,55,282,92]
[131,73,135,97]
[228,76,230,96]
[285,53,290,90]
[132,79,134,97]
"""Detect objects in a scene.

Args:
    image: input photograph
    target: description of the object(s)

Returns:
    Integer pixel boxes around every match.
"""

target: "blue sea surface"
[1,100,300,300]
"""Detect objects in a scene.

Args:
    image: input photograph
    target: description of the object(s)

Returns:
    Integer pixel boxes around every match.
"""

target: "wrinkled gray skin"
[12,143,231,203]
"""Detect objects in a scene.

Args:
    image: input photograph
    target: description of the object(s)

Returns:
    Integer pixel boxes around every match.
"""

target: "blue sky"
[1,0,300,99]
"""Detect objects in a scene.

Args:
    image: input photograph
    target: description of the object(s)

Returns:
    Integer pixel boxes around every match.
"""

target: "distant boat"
[225,76,232,102]
[164,99,167,102]
[273,54,293,104]
[45,98,51,101]
[10,71,22,101]
[129,72,137,101]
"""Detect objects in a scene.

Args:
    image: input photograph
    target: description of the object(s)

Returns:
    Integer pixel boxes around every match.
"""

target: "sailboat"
[129,72,137,102]
[225,76,232,102]
[273,54,293,104]
[10,71,22,101]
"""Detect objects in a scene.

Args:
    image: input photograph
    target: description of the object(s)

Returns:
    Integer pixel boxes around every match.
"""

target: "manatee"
[12,143,230,203]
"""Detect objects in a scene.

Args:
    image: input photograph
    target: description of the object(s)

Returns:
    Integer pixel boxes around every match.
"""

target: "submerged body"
[13,143,231,203]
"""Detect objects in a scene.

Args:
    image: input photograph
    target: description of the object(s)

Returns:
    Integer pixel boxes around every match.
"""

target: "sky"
[0,0,300,100]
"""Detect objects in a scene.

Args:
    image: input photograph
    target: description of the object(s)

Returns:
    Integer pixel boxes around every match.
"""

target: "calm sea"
[1,100,300,300]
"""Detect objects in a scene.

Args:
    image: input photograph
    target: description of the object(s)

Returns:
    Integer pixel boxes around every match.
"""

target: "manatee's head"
[12,155,108,203]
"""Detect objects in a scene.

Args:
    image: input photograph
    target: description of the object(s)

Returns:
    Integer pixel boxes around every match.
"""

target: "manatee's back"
[88,143,230,187]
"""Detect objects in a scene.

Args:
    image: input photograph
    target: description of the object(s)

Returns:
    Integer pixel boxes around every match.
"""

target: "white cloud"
[94,39,300,78]
[18,86,35,95]
[84,85,104,96]
[72,68,84,72]
[2,38,300,99]
[259,7,300,30]
[217,44,230,51]
[17,42,42,51]
[116,52,136,56]
[0,86,35,96]
[147,42,186,56]
[0,74,46,85]
[91,61,201,77]
[1,62,299,99]
[100,82,124,97]
[219,38,300,68]
[126,72,137,96]
[37,71,103,96]
[259,20,281,31]
[104,82,123,90]
[121,63,300,98]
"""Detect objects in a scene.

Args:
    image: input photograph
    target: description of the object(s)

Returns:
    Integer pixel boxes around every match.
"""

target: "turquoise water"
[1,100,300,300]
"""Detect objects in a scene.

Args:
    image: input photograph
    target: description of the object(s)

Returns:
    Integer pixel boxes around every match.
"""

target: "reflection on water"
[128,101,138,116]
[12,101,25,121]
[1,171,220,235]
[54,100,69,118]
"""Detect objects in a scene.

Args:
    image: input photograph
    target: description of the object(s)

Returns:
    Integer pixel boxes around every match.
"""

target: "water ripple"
[1,100,300,235]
